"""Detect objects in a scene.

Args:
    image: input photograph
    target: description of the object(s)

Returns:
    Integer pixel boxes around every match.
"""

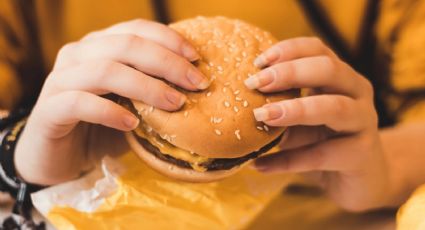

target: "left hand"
[245,37,391,212]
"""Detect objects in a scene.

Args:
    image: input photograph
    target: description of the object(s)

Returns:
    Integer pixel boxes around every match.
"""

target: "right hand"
[15,19,210,185]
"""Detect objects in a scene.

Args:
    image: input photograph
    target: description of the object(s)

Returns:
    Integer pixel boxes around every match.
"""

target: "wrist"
[379,125,424,208]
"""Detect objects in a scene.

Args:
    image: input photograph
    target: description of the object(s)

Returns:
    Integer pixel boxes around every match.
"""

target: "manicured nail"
[253,104,283,121]
[123,114,139,129]
[187,68,210,90]
[254,48,279,68]
[244,69,274,89]
[165,90,186,107]
[182,43,200,61]
[253,160,268,172]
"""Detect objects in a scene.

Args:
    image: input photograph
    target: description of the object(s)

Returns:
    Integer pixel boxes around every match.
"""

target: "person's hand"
[15,19,209,185]
[246,37,391,212]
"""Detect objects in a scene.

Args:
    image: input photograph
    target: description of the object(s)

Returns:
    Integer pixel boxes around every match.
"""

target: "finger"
[55,34,209,90]
[45,60,186,111]
[245,56,366,98]
[35,91,139,138]
[253,95,364,132]
[253,37,336,68]
[279,126,335,151]
[82,19,200,61]
[254,136,365,173]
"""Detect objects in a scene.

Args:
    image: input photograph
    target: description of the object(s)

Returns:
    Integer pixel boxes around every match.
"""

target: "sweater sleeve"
[376,0,425,124]
[0,0,46,110]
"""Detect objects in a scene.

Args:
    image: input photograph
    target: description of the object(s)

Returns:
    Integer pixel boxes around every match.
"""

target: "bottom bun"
[125,132,245,183]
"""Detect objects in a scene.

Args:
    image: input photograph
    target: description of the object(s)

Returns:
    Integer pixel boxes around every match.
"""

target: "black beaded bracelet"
[0,119,44,218]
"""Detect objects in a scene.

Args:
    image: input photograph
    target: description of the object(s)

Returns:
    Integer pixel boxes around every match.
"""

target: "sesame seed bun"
[127,16,298,182]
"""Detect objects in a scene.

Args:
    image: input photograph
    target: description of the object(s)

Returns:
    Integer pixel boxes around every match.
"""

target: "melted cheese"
[134,125,209,172]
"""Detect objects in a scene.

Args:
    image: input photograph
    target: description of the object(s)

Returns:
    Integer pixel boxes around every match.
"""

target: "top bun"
[132,16,297,158]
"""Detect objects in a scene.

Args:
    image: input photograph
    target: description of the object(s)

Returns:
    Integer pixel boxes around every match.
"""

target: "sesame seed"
[256,126,264,131]
[233,90,240,95]
[208,62,214,67]
[215,129,222,135]
[191,99,198,103]
[234,106,239,113]
[235,62,240,68]
[236,57,242,62]
[215,117,223,123]
[243,100,249,107]
[217,66,223,71]
[235,97,242,101]
[210,117,214,123]
[222,87,227,93]
[224,82,231,86]
[184,111,189,117]
[224,101,230,107]
[235,130,241,140]
[224,57,229,62]
[137,108,145,115]
[206,92,212,97]
[242,51,247,57]
[146,126,153,132]
[149,106,154,113]
[266,98,271,103]
[263,125,269,131]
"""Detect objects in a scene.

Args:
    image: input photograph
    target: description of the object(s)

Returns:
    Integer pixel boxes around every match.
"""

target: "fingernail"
[244,69,274,89]
[253,104,283,121]
[123,114,139,129]
[182,43,200,62]
[253,160,268,172]
[254,48,279,68]
[187,68,210,90]
[165,90,186,107]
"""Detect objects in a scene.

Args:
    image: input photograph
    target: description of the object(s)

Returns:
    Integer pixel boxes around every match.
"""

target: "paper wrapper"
[32,151,293,230]
[397,184,425,230]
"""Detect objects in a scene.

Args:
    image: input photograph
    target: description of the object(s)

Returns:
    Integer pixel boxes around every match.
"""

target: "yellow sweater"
[1,0,425,228]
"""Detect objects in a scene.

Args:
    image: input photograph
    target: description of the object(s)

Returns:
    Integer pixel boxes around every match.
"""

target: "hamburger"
[124,16,298,182]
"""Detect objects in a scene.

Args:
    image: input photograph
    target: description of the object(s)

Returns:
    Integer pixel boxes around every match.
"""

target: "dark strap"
[298,0,393,126]
[151,0,170,24]
[297,0,353,63]
[13,0,46,109]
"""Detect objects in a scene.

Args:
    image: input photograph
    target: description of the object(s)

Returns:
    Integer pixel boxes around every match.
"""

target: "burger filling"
[132,121,282,172]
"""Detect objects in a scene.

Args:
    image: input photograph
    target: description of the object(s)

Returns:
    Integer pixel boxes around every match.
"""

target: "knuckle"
[291,99,307,120]
[90,60,117,80]
[330,96,349,115]
[118,34,141,53]
[362,77,374,97]
[159,52,181,74]
[278,39,295,54]
[57,42,77,58]
[281,62,296,86]
[149,81,168,104]
[129,18,147,26]
[320,56,339,75]
[64,91,83,111]
[310,36,324,45]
